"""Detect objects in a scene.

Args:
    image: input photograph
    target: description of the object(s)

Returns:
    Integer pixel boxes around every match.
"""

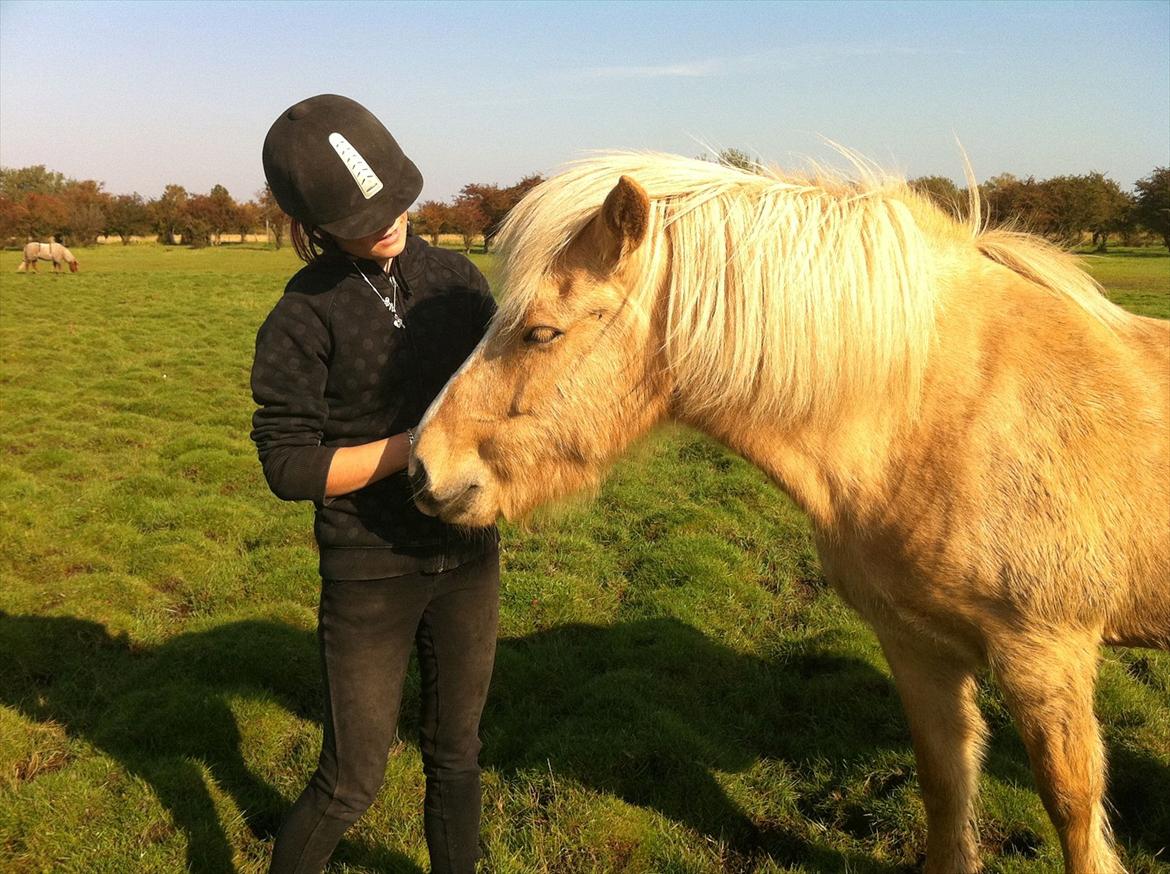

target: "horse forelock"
[493,150,1124,423]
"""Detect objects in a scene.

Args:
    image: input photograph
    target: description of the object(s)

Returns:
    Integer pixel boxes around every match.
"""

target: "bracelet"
[406,427,418,447]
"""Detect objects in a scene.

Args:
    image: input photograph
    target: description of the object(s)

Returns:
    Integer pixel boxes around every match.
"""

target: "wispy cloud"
[577,43,968,81]
[580,58,727,79]
[447,41,970,112]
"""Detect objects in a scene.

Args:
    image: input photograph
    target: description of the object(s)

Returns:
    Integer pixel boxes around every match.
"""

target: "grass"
[1073,245,1170,318]
[1,242,1167,874]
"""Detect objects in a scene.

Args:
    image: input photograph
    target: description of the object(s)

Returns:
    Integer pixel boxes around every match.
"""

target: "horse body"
[711,253,1168,872]
[18,241,78,272]
[411,153,1169,873]
[724,253,1170,647]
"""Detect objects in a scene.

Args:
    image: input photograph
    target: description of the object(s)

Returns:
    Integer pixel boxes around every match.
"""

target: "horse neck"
[680,396,915,533]
[671,262,1038,534]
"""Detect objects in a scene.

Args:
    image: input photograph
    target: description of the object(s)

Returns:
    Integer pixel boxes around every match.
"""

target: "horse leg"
[877,630,987,873]
[17,260,26,272]
[990,632,1122,874]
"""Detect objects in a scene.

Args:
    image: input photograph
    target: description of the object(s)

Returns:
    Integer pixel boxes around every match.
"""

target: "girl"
[252,94,499,874]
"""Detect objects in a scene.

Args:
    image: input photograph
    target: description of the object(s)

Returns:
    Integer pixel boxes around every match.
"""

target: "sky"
[1,0,1167,203]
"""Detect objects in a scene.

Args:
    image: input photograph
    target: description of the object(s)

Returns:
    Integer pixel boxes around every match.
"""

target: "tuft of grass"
[0,244,1167,872]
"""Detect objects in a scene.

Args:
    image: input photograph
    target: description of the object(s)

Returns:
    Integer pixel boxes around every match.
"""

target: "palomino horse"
[18,241,78,273]
[411,152,1169,873]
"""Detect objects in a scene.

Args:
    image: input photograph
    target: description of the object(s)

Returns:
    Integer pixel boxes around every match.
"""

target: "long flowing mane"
[495,151,1125,421]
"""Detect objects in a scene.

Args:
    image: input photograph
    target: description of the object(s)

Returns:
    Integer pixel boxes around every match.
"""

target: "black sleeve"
[249,294,338,503]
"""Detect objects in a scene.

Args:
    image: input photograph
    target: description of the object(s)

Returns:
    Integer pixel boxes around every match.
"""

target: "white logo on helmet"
[328,132,384,200]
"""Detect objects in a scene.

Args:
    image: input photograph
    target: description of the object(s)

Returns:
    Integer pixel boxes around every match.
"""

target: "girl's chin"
[375,239,407,258]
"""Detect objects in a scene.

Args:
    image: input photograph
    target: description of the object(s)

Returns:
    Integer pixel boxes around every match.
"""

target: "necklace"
[351,260,405,329]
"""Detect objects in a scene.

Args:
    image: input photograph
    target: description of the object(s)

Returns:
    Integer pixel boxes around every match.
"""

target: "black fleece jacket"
[250,234,498,580]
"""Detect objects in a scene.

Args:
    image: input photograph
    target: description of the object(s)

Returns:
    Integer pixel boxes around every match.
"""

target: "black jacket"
[250,234,498,580]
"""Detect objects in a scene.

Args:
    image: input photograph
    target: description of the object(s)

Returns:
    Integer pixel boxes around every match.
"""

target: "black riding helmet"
[262,94,423,240]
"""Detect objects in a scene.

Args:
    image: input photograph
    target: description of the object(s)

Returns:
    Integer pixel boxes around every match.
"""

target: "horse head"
[411,175,674,526]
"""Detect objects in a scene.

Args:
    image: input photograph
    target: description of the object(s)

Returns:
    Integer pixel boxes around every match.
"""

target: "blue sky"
[1,0,1167,203]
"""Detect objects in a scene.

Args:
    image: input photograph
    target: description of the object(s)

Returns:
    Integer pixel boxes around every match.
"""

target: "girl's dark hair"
[290,219,339,264]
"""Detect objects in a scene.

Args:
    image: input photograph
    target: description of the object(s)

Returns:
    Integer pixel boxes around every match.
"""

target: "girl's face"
[334,211,409,263]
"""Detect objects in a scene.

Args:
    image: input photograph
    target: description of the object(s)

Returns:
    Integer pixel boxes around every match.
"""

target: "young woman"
[252,94,499,874]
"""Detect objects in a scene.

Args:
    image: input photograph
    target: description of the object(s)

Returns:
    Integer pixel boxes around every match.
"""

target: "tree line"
[908,169,1170,251]
[2,157,1167,252]
[0,164,545,253]
[710,147,1169,252]
[0,166,285,249]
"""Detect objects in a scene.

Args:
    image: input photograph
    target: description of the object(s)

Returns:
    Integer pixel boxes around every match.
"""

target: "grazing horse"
[18,241,79,273]
[411,152,1169,874]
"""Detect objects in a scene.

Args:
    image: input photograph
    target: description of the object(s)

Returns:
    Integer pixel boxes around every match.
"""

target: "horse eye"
[523,326,563,345]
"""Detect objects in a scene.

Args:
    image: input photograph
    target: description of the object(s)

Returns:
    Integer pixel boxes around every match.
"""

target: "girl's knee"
[307,763,386,821]
[420,732,482,776]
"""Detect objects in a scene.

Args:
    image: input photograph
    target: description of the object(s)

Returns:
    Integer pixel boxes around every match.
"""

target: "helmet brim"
[316,156,423,240]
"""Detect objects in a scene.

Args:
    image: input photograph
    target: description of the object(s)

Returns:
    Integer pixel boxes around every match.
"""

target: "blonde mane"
[495,151,1124,421]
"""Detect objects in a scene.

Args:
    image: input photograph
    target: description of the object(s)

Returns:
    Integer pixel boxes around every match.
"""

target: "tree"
[235,200,261,244]
[493,173,543,248]
[257,185,288,249]
[697,147,761,172]
[181,193,216,248]
[0,165,70,198]
[459,173,544,251]
[909,175,965,215]
[982,173,1031,226]
[0,196,30,245]
[105,194,152,244]
[150,185,189,245]
[458,183,504,250]
[202,184,239,245]
[22,193,70,240]
[1134,167,1170,250]
[446,196,488,253]
[1036,175,1094,244]
[39,179,109,246]
[413,200,449,245]
[982,174,1078,241]
[1078,172,1132,252]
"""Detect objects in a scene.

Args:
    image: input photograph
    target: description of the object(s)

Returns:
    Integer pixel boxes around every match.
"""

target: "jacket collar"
[395,234,429,287]
[335,233,429,295]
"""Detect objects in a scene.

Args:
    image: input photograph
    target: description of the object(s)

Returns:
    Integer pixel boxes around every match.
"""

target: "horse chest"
[814,531,990,659]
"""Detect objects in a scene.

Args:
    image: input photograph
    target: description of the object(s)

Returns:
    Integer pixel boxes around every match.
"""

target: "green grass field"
[1,243,1167,874]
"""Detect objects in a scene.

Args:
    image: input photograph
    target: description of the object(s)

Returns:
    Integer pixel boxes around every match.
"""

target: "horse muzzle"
[409,457,492,525]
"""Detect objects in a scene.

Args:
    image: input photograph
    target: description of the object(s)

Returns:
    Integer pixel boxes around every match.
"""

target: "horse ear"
[601,175,650,255]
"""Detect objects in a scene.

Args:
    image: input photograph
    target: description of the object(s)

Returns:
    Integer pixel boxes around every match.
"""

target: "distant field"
[1073,246,1170,318]
[1,244,1166,874]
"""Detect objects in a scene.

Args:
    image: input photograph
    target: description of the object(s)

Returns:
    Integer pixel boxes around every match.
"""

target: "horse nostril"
[409,458,430,498]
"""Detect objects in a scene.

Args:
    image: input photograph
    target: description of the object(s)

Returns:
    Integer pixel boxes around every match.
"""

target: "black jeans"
[270,547,500,874]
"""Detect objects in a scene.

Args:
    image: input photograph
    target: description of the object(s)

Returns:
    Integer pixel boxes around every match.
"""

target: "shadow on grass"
[1,608,914,873]
[481,618,913,873]
[0,611,424,874]
[5,610,1165,872]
